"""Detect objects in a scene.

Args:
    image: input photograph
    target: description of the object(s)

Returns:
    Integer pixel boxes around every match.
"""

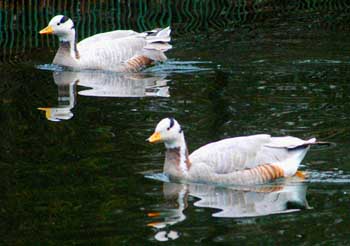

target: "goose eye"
[167,127,170,131]
[57,22,60,26]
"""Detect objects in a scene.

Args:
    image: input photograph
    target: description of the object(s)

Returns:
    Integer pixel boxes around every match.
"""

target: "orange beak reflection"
[39,25,54,35]
[148,132,162,143]
[37,107,52,119]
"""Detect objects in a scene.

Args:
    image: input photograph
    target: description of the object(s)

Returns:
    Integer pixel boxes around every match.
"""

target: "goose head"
[39,15,75,42]
[148,118,185,149]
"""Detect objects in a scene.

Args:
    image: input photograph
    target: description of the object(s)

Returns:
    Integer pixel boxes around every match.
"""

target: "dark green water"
[2,1,350,245]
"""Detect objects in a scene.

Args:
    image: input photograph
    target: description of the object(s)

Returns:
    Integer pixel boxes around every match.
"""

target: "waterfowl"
[148,118,325,185]
[39,15,172,72]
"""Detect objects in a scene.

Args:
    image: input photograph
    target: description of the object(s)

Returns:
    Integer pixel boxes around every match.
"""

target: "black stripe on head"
[60,16,69,24]
[167,117,175,130]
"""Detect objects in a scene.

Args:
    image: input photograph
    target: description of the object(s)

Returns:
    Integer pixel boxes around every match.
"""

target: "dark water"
[2,1,350,245]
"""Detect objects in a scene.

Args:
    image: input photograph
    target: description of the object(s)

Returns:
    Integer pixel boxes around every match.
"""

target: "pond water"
[2,1,350,245]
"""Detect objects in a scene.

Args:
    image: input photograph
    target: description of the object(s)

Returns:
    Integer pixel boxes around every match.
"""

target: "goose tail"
[288,138,332,150]
[278,138,331,177]
[142,27,172,61]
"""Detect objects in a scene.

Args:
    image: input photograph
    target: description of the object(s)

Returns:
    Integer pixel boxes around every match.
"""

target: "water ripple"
[35,64,66,72]
[145,170,350,185]
[36,60,213,74]
[144,60,213,74]
[293,59,348,65]
[144,172,170,183]
[308,170,350,184]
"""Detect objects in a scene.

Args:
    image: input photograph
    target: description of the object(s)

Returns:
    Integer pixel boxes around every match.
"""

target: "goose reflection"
[38,70,169,121]
[77,71,169,97]
[147,177,309,241]
[38,72,77,122]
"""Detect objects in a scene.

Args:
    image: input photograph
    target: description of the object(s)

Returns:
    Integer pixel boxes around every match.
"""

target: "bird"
[39,15,172,72]
[147,117,326,185]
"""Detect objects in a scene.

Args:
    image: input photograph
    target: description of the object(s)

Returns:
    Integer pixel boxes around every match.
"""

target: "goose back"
[189,134,312,176]
[78,30,139,47]
[189,134,271,173]
[77,37,147,71]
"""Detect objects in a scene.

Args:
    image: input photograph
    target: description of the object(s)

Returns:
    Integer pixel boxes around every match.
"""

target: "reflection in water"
[38,73,77,122]
[38,71,169,121]
[77,72,169,98]
[147,177,308,241]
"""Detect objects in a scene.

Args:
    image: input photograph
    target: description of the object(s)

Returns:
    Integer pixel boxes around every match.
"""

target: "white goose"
[39,15,172,72]
[148,118,325,185]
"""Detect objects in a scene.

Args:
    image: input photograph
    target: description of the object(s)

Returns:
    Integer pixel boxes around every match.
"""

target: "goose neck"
[165,134,191,174]
[58,29,79,59]
[164,132,186,150]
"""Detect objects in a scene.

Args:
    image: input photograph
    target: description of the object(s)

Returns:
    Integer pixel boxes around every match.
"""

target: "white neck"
[58,30,77,58]
[164,132,186,149]
[165,133,190,174]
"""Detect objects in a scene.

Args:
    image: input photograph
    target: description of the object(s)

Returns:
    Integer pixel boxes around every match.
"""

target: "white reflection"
[38,71,169,121]
[154,230,179,242]
[38,72,77,122]
[148,177,309,241]
[77,71,169,97]
[189,179,308,218]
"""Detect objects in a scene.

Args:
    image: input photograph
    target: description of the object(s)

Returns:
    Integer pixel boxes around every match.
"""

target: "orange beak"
[147,132,162,143]
[37,107,51,119]
[147,212,161,217]
[147,222,162,227]
[39,25,54,35]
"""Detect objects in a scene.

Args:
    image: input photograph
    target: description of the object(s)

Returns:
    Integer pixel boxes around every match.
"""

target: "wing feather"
[78,37,146,70]
[74,28,171,71]
[189,134,314,175]
[78,30,139,47]
[189,134,271,173]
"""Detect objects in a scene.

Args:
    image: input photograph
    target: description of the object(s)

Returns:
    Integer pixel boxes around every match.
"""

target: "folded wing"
[77,27,172,71]
[189,134,315,175]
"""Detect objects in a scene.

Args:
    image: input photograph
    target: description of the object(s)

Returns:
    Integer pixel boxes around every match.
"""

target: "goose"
[147,118,326,185]
[39,15,172,72]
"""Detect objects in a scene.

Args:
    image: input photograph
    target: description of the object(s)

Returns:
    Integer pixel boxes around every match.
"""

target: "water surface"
[2,1,350,245]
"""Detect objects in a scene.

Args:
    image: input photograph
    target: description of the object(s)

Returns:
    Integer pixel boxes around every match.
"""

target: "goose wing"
[189,134,314,174]
[77,36,147,70]
[76,28,171,71]
[78,30,139,47]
